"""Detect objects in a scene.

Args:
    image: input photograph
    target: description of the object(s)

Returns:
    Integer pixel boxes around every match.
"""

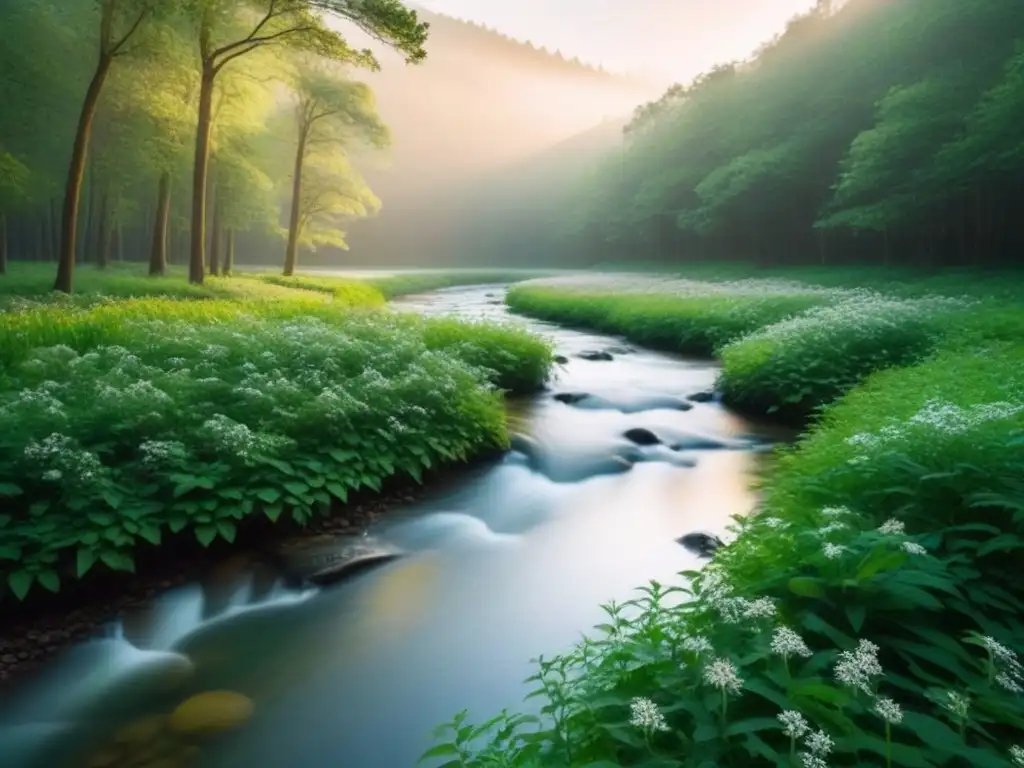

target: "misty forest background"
[2,0,1024,275]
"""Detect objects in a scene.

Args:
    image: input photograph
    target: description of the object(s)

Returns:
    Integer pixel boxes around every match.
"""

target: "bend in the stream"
[1,284,779,768]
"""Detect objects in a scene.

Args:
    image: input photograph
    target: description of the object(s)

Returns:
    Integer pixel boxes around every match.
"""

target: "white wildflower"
[41,469,63,482]
[877,519,905,536]
[1009,745,1024,766]
[771,627,813,660]
[823,542,846,559]
[799,754,827,768]
[777,710,810,739]
[805,729,834,756]
[901,541,927,555]
[629,697,669,734]
[817,522,847,536]
[762,516,785,528]
[821,505,853,518]
[743,597,777,619]
[942,691,970,720]
[873,696,903,724]
[834,639,883,694]
[703,658,743,695]
[997,673,1022,694]
[982,637,1017,666]
[682,635,713,655]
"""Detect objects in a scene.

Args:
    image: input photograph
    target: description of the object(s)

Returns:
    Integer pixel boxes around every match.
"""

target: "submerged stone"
[168,691,254,736]
[623,427,661,446]
[687,390,716,403]
[553,355,569,365]
[276,534,404,586]
[577,349,613,361]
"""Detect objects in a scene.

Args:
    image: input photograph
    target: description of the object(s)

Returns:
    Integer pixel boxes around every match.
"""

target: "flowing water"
[0,285,783,768]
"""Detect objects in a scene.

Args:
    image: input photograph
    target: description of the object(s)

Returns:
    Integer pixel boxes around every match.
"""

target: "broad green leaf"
[37,570,60,593]
[195,526,217,547]
[7,570,34,600]
[76,548,98,577]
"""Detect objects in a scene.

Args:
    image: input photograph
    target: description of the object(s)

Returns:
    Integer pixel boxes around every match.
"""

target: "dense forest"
[458,0,1024,269]
[0,1,656,279]
[0,0,427,289]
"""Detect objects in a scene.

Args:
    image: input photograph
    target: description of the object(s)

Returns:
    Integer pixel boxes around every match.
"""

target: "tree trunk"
[224,228,235,275]
[150,171,170,275]
[0,213,7,274]
[49,198,58,260]
[96,189,110,269]
[283,127,309,277]
[114,222,123,262]
[189,66,216,285]
[55,53,113,293]
[208,187,221,276]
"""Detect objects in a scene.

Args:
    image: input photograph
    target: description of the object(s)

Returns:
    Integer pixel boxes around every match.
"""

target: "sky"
[416,0,820,83]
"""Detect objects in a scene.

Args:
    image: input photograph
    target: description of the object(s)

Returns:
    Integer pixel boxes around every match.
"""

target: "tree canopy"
[463,0,1024,269]
[0,0,426,289]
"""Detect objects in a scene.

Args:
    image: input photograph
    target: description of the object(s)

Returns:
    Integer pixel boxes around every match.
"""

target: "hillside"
[306,10,661,267]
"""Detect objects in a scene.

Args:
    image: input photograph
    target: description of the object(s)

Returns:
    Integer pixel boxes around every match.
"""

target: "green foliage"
[425,337,1024,768]
[506,284,829,357]
[0,283,551,601]
[717,294,963,421]
[465,0,1024,270]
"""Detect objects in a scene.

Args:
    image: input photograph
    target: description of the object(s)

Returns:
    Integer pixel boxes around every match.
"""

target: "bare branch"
[211,0,282,58]
[110,7,150,56]
[213,26,316,73]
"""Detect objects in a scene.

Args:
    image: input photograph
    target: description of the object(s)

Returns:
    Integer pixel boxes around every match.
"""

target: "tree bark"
[150,171,170,275]
[49,198,58,260]
[224,228,235,275]
[96,189,110,269]
[0,213,7,274]
[189,66,216,285]
[283,126,309,277]
[208,186,221,276]
[114,222,123,262]
[55,53,113,292]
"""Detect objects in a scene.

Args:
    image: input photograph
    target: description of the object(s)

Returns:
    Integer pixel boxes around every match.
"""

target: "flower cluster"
[834,639,884,695]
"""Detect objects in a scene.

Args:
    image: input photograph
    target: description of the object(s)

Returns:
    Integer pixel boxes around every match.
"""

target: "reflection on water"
[0,284,778,768]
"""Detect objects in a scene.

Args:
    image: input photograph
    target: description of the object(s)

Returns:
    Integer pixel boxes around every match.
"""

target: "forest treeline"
[0,0,427,292]
[464,0,1024,269]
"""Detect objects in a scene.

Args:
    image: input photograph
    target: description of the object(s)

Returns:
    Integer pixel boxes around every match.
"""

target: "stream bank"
[0,284,782,768]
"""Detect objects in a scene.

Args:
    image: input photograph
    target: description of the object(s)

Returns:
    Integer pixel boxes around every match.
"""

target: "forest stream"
[0,284,785,768]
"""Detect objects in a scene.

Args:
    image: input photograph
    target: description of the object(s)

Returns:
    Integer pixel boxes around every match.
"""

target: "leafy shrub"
[717,293,963,421]
[0,308,552,601]
[424,344,1024,767]
[506,284,827,356]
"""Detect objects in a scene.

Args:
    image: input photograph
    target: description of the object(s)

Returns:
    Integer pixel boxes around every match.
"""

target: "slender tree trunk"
[96,189,110,269]
[49,198,58,260]
[208,186,221,276]
[283,127,309,277]
[114,222,123,262]
[150,171,170,275]
[189,66,216,285]
[224,228,235,275]
[55,53,113,292]
[0,213,7,274]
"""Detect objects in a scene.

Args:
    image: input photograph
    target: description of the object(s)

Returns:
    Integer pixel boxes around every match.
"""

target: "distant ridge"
[413,8,658,90]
